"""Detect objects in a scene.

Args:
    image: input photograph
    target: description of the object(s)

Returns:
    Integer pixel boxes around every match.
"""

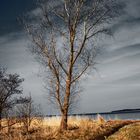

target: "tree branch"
[71,64,89,84]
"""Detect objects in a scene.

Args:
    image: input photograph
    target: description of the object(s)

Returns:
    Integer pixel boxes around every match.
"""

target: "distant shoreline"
[46,108,140,117]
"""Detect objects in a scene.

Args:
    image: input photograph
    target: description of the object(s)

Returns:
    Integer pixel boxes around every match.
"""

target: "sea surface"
[82,112,140,120]
[46,112,140,120]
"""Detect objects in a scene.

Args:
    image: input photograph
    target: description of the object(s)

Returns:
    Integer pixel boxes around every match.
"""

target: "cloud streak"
[79,0,140,113]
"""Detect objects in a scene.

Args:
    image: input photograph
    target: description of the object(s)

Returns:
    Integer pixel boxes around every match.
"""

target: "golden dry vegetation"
[0,116,140,140]
[107,122,140,140]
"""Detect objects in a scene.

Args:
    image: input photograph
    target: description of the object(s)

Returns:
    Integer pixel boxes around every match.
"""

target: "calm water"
[84,112,140,120]
[46,112,140,120]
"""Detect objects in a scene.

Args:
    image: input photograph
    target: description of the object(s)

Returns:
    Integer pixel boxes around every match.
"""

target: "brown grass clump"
[107,122,140,140]
[0,117,139,140]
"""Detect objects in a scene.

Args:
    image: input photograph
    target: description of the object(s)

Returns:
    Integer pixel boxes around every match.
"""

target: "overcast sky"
[0,0,140,115]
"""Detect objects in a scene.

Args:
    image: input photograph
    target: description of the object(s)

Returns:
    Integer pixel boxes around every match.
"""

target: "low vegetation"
[107,122,140,140]
[0,116,139,140]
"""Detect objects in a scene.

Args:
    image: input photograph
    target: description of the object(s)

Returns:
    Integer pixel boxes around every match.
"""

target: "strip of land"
[0,116,140,140]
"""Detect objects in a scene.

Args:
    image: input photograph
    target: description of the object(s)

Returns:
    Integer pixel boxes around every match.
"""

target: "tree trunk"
[60,109,68,130]
[60,79,71,130]
[0,112,2,131]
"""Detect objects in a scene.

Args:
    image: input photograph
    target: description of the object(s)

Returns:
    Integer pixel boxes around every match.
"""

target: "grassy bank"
[0,116,140,140]
[107,122,140,140]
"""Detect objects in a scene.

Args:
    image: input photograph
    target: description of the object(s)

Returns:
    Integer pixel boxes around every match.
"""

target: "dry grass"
[0,116,139,140]
[107,122,140,140]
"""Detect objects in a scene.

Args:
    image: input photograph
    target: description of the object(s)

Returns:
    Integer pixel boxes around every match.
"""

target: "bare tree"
[16,94,43,133]
[3,108,17,134]
[0,67,24,130]
[23,0,123,130]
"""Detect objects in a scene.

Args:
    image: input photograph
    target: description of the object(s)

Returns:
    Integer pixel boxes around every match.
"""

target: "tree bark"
[0,112,2,131]
[60,109,68,130]
[60,79,71,130]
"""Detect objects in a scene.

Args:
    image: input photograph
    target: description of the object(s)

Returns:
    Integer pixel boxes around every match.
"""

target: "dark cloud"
[0,0,35,35]
[110,0,140,33]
